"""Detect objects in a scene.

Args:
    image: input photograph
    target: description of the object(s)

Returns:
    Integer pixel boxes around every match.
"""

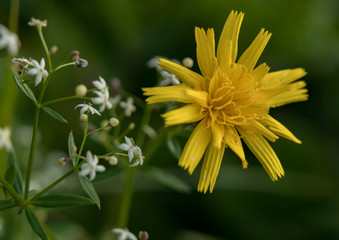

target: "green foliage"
[41,106,68,124]
[11,71,37,103]
[32,194,94,208]
[25,207,48,240]
[78,175,100,209]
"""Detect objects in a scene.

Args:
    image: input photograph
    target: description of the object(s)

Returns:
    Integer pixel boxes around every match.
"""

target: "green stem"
[117,169,135,228]
[75,121,88,165]
[24,76,51,199]
[136,105,152,147]
[24,105,40,200]
[37,27,52,72]
[0,177,22,203]
[42,95,90,106]
[54,62,75,72]
[8,0,19,33]
[30,169,74,202]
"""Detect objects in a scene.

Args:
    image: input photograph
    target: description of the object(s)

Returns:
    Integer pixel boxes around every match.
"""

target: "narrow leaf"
[5,163,16,185]
[33,194,94,208]
[41,106,68,123]
[25,208,48,240]
[68,132,77,166]
[8,152,24,194]
[40,221,57,240]
[78,175,100,208]
[12,71,37,103]
[0,200,16,210]
[140,166,191,193]
[166,137,182,159]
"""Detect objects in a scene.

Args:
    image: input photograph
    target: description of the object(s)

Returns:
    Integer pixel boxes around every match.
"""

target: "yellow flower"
[142,11,308,193]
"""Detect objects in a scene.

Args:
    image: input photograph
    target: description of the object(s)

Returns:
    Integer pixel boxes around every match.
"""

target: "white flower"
[112,228,137,240]
[79,151,105,181]
[118,136,144,167]
[0,24,20,56]
[75,103,101,116]
[92,76,108,92]
[130,145,144,167]
[92,90,112,112]
[159,70,180,86]
[0,126,13,152]
[146,56,162,71]
[119,97,136,117]
[27,17,47,28]
[26,58,48,86]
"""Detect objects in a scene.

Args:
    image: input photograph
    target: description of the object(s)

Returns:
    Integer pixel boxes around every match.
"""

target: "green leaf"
[12,71,37,103]
[40,221,57,240]
[68,132,77,166]
[166,136,182,159]
[8,152,24,194]
[5,163,16,185]
[41,105,68,123]
[78,175,100,208]
[25,208,48,240]
[32,194,94,208]
[0,200,16,210]
[140,166,191,193]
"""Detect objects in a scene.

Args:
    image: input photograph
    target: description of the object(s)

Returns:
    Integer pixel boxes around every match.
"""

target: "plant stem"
[75,120,88,165]
[117,168,135,228]
[42,95,90,106]
[24,105,40,200]
[30,169,74,202]
[0,177,22,204]
[54,62,75,72]
[37,27,52,72]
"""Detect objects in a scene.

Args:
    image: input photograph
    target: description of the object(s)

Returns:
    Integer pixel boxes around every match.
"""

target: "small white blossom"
[112,228,137,240]
[26,58,48,86]
[0,24,20,56]
[75,103,101,116]
[119,97,136,117]
[92,90,112,112]
[118,136,144,167]
[79,151,105,181]
[27,17,47,28]
[159,70,180,86]
[92,76,108,92]
[0,126,13,151]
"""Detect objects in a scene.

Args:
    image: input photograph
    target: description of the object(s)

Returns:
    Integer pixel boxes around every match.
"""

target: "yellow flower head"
[143,11,308,193]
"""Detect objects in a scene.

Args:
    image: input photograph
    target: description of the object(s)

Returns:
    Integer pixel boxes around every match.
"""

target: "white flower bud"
[128,122,135,130]
[182,57,194,68]
[106,156,118,166]
[75,84,88,96]
[71,145,77,153]
[109,118,119,127]
[75,58,88,68]
[80,114,88,122]
[50,45,58,55]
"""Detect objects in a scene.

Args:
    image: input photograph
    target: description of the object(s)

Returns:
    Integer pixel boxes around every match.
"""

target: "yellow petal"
[217,10,244,64]
[211,122,224,149]
[266,81,308,107]
[142,85,192,104]
[245,120,279,142]
[237,28,272,71]
[262,68,306,86]
[238,128,284,181]
[225,126,247,168]
[195,27,218,78]
[198,142,225,193]
[179,118,211,174]
[158,58,204,90]
[161,104,205,127]
[259,115,301,144]
[185,88,209,107]
[250,63,270,82]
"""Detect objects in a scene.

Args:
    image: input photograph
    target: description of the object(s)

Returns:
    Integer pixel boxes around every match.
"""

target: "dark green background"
[0,0,338,239]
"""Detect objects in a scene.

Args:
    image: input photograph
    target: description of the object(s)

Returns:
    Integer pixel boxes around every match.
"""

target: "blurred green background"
[0,0,339,239]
